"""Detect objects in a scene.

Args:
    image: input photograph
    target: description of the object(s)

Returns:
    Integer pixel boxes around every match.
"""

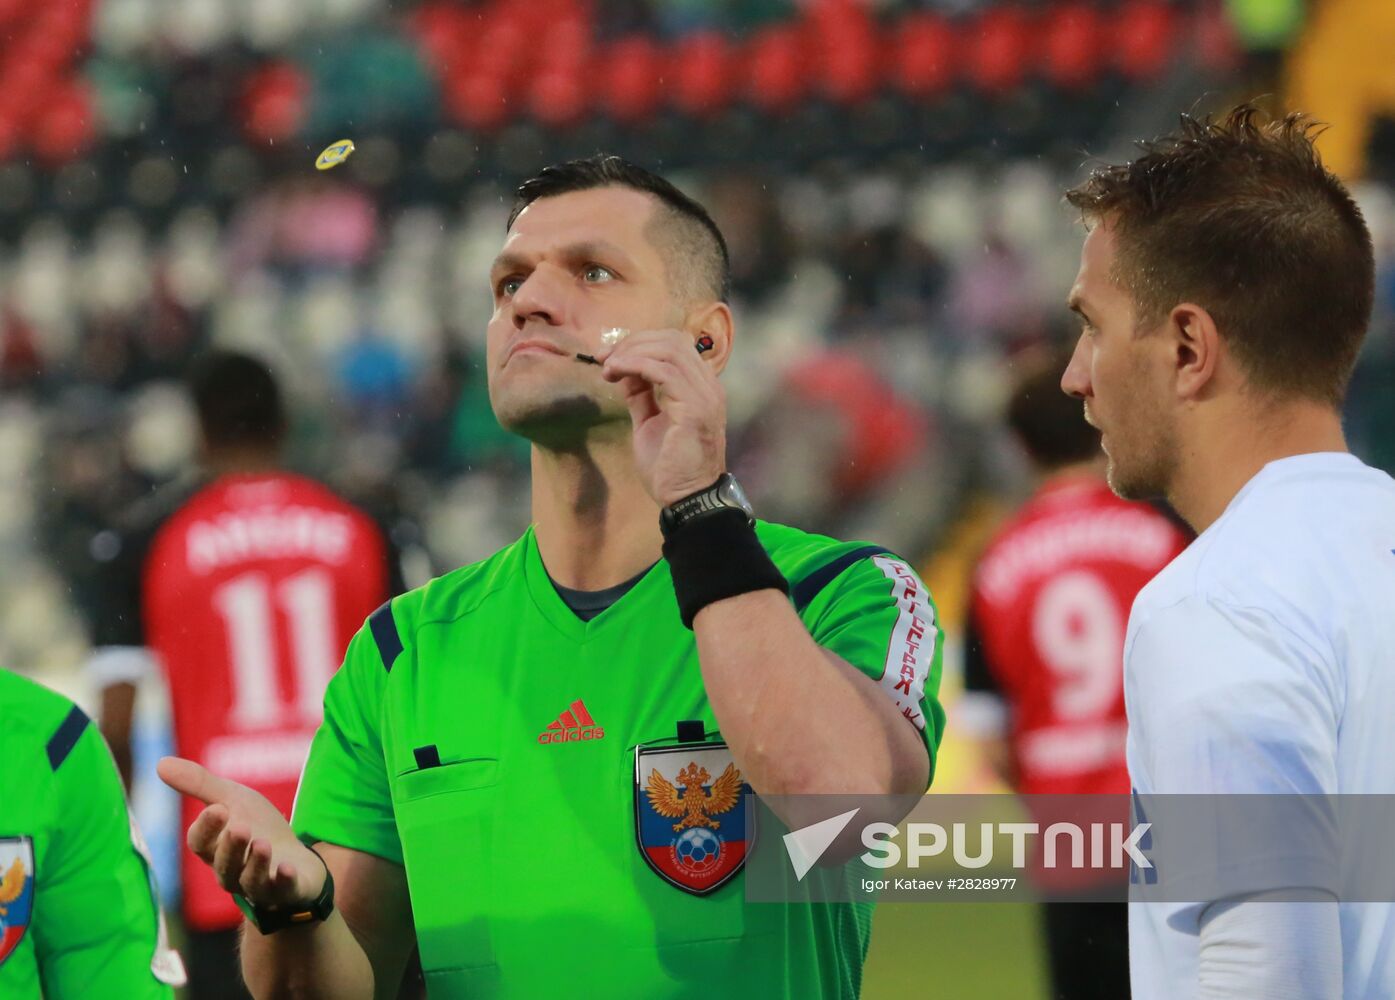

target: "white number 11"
[213,568,337,729]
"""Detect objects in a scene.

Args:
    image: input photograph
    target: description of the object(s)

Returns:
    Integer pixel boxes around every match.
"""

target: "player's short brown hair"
[1065,105,1374,407]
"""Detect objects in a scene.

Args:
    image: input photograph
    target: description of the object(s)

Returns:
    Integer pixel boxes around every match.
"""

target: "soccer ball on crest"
[674,827,722,873]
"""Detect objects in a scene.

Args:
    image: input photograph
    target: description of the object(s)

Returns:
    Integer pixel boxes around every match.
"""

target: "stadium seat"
[540,16,591,71]
[445,70,511,132]
[530,65,589,129]
[809,3,880,105]
[745,24,811,115]
[238,61,309,144]
[966,6,1033,96]
[600,35,665,125]
[890,13,957,102]
[406,1,477,77]
[1042,2,1106,92]
[1113,0,1178,82]
[33,79,95,165]
[671,31,735,119]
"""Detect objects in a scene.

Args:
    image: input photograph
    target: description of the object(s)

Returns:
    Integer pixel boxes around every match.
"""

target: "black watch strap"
[234,838,335,934]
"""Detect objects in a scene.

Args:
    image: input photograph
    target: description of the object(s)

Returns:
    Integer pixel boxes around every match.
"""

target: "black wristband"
[233,839,335,935]
[663,508,789,629]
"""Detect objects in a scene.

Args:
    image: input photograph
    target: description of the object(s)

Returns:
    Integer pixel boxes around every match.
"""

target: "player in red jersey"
[85,351,400,1000]
[961,353,1189,1000]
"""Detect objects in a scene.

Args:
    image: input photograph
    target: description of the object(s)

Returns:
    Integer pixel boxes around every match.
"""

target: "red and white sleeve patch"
[872,555,937,732]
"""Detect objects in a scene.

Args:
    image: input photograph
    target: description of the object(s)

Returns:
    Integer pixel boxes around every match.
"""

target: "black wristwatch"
[659,473,755,540]
[234,839,335,935]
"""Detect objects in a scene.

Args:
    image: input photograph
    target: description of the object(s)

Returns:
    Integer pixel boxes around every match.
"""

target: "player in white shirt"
[1060,105,1395,999]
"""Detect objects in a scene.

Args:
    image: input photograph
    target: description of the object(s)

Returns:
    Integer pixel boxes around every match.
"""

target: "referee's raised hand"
[157,756,326,911]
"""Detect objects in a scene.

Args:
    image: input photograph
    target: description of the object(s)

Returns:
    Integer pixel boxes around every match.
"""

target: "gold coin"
[315,140,355,170]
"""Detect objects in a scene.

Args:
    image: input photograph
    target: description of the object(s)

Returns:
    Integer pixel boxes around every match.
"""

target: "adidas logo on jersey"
[538,699,605,744]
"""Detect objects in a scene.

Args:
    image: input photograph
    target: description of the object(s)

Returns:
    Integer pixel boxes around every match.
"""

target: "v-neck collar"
[520,527,669,641]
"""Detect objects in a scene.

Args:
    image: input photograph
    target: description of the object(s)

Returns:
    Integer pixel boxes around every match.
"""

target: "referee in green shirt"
[159,155,946,999]
[0,669,184,997]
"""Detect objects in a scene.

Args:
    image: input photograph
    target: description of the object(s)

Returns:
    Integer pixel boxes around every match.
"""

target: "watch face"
[717,475,754,517]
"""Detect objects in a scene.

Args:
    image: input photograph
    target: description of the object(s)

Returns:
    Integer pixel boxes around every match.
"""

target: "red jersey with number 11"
[143,473,388,931]
[968,476,1188,795]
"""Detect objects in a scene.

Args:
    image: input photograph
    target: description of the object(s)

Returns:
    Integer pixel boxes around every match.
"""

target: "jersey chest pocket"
[393,759,500,978]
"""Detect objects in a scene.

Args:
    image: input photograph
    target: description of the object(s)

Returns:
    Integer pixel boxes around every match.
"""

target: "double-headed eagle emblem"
[0,857,26,916]
[645,761,743,833]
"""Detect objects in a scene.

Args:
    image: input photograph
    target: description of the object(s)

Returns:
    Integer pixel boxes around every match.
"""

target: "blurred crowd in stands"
[2,0,1394,680]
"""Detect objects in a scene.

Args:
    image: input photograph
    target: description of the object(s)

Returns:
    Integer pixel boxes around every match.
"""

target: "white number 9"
[1031,570,1123,720]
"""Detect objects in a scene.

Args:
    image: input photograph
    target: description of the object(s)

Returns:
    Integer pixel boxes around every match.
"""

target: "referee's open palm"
[158,756,326,911]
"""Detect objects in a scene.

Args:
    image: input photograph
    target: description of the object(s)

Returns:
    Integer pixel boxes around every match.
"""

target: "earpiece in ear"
[696,335,715,354]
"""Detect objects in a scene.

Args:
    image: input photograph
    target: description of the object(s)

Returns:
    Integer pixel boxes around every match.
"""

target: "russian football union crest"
[634,742,753,895]
[0,837,34,969]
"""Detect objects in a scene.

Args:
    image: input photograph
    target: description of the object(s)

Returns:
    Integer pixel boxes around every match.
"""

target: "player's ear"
[686,301,734,374]
[1170,302,1220,401]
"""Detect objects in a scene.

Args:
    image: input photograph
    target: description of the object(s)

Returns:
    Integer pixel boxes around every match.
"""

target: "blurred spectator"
[335,325,415,428]
[738,348,952,560]
[959,350,1189,1000]
[227,178,378,279]
[948,233,1044,351]
[0,309,43,392]
[706,173,797,306]
[84,351,404,1000]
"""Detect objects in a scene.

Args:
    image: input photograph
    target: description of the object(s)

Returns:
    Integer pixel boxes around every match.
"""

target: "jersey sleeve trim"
[868,554,938,734]
[47,704,90,771]
[791,544,891,613]
[368,601,404,672]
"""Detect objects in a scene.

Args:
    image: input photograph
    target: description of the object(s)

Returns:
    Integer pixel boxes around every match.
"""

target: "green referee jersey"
[0,670,183,999]
[293,522,946,999]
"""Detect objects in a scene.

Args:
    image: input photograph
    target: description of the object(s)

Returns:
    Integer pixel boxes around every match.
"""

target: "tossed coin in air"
[316,140,356,170]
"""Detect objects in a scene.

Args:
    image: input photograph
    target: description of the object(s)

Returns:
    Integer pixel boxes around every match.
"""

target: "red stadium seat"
[890,13,957,101]
[34,78,95,165]
[1193,2,1241,74]
[473,21,527,84]
[1113,0,1179,81]
[529,65,590,129]
[810,3,880,105]
[239,62,309,144]
[600,35,665,124]
[528,15,593,126]
[540,17,592,72]
[1043,2,1106,91]
[671,32,736,119]
[406,2,479,76]
[0,53,52,126]
[966,6,1033,95]
[445,70,511,132]
[745,24,811,114]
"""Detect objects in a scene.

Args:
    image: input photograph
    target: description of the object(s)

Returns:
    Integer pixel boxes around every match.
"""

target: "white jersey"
[1125,452,1395,1000]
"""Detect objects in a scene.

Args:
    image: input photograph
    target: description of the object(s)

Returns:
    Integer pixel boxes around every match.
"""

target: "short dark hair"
[1008,350,1101,469]
[508,154,731,304]
[188,350,285,451]
[1065,104,1374,407]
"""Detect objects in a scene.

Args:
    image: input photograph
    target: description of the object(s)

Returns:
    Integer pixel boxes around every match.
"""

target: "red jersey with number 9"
[142,473,389,931]
[969,476,1188,795]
